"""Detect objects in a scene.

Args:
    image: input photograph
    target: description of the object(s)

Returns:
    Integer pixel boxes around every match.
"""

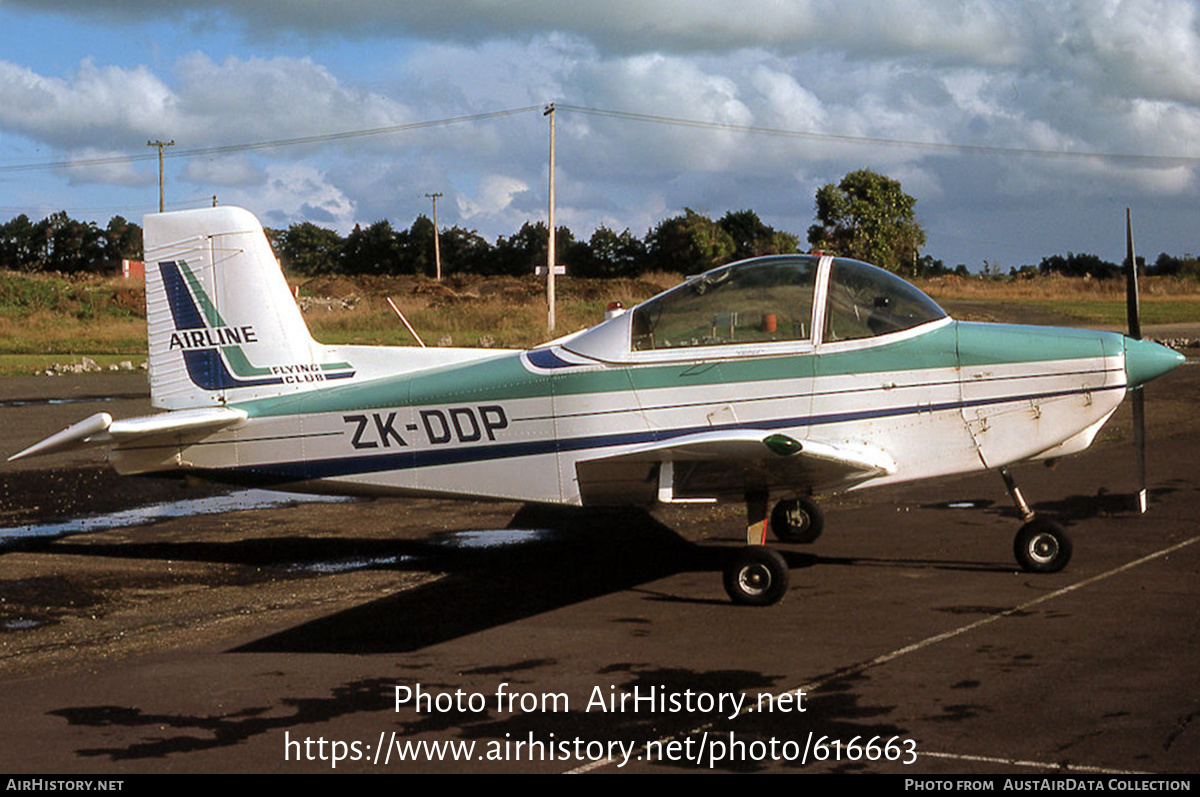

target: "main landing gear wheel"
[1013,518,1073,573]
[723,546,789,606]
[770,496,824,544]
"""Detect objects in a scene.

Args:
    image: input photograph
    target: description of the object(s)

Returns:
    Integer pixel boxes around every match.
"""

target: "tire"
[1013,519,1073,573]
[723,546,790,606]
[770,497,824,544]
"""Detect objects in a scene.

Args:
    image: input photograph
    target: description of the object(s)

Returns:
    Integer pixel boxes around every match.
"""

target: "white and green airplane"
[9,206,1185,604]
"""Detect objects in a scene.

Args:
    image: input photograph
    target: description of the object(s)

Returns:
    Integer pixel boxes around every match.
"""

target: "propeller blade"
[1126,208,1147,513]
[1126,208,1141,341]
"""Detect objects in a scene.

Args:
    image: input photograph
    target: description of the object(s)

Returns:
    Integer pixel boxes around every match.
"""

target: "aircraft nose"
[1124,336,1185,388]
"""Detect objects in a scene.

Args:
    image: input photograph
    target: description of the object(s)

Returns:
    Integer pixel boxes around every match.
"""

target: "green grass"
[0,314,146,354]
[0,273,149,373]
[0,273,143,321]
[1020,299,1200,326]
[2,269,1199,378]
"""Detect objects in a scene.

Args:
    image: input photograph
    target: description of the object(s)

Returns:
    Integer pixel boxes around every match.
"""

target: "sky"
[1,0,1199,270]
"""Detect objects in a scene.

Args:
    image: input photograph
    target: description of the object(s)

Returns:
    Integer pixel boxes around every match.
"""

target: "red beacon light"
[605,301,626,320]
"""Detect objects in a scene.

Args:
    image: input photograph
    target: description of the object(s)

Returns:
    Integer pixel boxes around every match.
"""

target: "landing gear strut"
[1000,466,1072,573]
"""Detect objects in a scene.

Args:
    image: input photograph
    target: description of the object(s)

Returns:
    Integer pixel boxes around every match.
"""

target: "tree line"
[2,169,1197,280]
[272,169,933,279]
[1023,251,1200,279]
[0,212,142,274]
[270,207,806,279]
[0,206,806,280]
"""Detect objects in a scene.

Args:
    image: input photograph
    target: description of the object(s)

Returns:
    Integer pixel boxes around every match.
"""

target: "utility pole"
[147,140,174,212]
[424,192,443,281]
[544,103,557,333]
[533,105,563,332]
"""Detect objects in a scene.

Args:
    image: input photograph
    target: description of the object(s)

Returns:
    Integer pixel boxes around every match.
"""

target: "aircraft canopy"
[631,255,946,351]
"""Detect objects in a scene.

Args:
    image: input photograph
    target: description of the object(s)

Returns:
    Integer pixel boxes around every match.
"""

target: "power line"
[0,106,544,175]
[555,104,1200,167]
[0,195,233,219]
[168,105,543,159]
[2,100,1194,183]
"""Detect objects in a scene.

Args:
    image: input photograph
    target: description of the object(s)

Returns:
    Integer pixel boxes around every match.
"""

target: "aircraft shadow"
[921,486,1178,523]
[231,506,816,654]
[19,500,1051,654]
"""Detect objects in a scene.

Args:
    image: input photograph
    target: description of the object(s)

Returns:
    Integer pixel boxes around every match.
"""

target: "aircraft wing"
[575,429,897,504]
[8,407,247,462]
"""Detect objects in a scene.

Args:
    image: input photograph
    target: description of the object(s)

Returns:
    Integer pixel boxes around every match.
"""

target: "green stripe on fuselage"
[954,322,1124,367]
[233,321,1121,418]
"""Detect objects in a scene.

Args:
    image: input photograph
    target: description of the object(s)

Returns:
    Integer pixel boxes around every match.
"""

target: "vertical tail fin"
[143,206,355,409]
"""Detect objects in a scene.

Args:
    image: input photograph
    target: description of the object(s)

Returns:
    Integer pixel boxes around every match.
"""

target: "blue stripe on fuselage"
[212,379,1126,483]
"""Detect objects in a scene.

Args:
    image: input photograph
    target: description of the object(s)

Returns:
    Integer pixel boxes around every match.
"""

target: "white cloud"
[457,174,531,222]
[1123,163,1196,195]
[221,163,356,230]
[171,53,410,145]
[181,155,263,187]
[63,149,156,187]
[0,59,174,149]
[0,53,412,153]
[11,1,1029,62]
[3,1,1200,265]
[748,66,827,129]
[1052,0,1200,104]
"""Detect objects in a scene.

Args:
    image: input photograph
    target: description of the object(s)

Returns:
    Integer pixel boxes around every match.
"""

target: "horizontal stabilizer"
[8,407,246,463]
[8,412,113,462]
[107,407,247,440]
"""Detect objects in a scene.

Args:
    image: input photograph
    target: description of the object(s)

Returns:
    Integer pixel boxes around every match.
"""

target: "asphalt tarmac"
[0,366,1196,774]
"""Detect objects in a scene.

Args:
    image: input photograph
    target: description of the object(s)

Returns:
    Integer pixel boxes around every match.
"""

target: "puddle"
[0,489,355,549]
[434,529,556,549]
[284,530,558,574]
[0,395,139,408]
[290,554,413,574]
[2,498,558,574]
[2,618,43,631]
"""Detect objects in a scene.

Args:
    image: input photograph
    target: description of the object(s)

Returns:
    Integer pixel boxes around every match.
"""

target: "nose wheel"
[1000,468,1073,573]
[1014,518,1072,573]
